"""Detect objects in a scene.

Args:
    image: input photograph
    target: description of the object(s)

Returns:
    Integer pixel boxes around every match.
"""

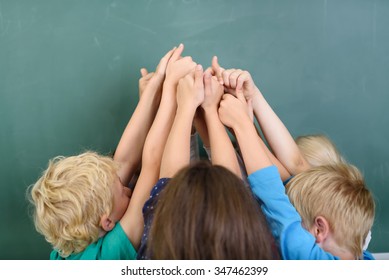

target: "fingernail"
[196,64,203,71]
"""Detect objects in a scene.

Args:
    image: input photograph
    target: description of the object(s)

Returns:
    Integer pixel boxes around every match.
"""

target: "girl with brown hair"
[137,65,276,260]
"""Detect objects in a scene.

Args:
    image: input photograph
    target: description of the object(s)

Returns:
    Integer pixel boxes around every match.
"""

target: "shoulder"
[143,177,171,215]
[49,224,136,260]
[248,165,284,194]
[363,250,375,260]
[99,223,137,260]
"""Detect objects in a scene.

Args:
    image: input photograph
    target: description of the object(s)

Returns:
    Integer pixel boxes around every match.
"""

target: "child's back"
[145,161,277,260]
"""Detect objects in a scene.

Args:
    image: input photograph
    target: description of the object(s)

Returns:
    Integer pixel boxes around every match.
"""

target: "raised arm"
[250,85,310,175]
[114,48,174,186]
[212,60,291,180]
[119,44,196,248]
[193,56,225,155]
[218,91,272,175]
[160,65,204,178]
[201,70,241,177]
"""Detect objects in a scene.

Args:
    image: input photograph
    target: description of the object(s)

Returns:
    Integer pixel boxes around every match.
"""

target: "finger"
[204,66,215,76]
[144,72,154,80]
[156,47,176,73]
[221,92,231,101]
[236,71,250,91]
[212,56,220,70]
[181,55,193,63]
[222,69,235,88]
[212,56,225,72]
[194,64,204,89]
[236,87,246,103]
[229,70,242,89]
[170,43,184,62]
[212,56,224,85]
[140,68,148,77]
[204,69,212,94]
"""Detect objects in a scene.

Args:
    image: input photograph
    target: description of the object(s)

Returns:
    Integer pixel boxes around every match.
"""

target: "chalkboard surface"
[1,0,388,259]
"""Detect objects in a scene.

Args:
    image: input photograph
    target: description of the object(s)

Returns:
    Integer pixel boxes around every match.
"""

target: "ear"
[100,214,115,232]
[311,216,330,244]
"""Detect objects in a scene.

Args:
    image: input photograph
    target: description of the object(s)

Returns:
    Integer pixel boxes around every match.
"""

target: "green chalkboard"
[1,0,388,259]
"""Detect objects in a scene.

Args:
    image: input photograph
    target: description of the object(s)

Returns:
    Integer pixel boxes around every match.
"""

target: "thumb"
[170,43,184,62]
[194,64,204,88]
[140,68,148,77]
[212,56,224,85]
[236,87,246,103]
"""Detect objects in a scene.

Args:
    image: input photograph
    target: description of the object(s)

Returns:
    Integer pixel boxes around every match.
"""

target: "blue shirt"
[248,165,374,260]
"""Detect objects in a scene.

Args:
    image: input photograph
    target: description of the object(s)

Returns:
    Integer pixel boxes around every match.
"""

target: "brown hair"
[148,161,277,260]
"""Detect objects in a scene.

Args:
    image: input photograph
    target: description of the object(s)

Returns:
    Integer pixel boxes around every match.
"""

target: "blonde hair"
[296,134,346,167]
[28,151,118,257]
[286,164,375,258]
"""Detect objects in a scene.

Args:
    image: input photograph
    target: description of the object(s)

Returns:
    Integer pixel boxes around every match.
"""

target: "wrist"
[202,105,218,115]
[163,78,178,89]
[161,83,178,101]
[203,107,219,120]
[232,115,252,135]
[177,103,197,116]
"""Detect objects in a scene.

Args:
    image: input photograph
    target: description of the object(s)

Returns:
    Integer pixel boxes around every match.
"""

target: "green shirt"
[50,222,137,260]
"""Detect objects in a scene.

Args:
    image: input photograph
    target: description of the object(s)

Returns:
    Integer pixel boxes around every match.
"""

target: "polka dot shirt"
[137,178,170,260]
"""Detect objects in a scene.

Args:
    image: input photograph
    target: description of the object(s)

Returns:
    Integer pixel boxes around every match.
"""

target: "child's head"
[286,164,375,258]
[29,151,131,257]
[148,160,277,259]
[296,134,346,167]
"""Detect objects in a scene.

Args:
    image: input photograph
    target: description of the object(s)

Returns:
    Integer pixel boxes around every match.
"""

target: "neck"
[323,242,355,260]
[98,228,107,238]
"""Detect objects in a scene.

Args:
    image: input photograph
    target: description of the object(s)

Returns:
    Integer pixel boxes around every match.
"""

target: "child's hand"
[221,69,257,101]
[218,90,252,130]
[138,47,176,99]
[209,56,257,101]
[209,56,225,85]
[176,64,205,111]
[200,68,224,112]
[165,44,197,87]
[138,68,154,98]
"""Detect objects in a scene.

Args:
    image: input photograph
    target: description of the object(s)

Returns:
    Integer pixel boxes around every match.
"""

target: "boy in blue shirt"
[218,73,375,260]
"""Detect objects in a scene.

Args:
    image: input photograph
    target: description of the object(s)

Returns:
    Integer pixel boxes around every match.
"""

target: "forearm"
[160,106,196,178]
[252,89,309,175]
[120,84,176,247]
[114,93,159,186]
[120,169,157,249]
[205,109,241,177]
[193,108,210,149]
[253,124,291,181]
[232,115,272,175]
[142,84,177,173]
